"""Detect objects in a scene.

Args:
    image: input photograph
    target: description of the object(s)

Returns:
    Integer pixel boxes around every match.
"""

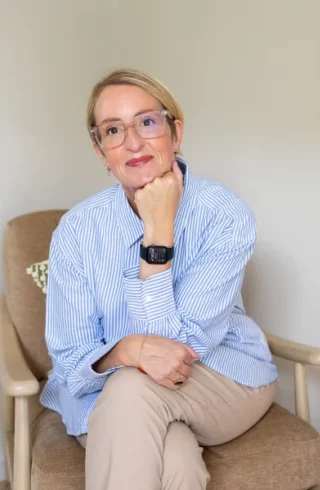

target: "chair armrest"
[0,294,39,397]
[264,329,320,366]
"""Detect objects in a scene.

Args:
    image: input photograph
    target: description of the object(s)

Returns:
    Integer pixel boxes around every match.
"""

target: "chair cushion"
[31,410,85,490]
[0,482,10,489]
[3,210,66,379]
[30,403,320,490]
[203,403,320,490]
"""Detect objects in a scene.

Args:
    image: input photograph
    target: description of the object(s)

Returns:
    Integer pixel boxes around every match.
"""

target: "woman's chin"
[127,170,159,188]
[140,175,157,187]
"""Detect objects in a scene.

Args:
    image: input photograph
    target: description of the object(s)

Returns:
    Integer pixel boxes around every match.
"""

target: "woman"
[41,68,278,490]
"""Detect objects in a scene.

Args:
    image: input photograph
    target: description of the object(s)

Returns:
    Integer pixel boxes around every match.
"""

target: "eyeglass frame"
[90,109,175,150]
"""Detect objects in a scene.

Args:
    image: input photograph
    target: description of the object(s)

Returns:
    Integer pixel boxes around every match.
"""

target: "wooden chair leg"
[13,397,30,490]
[294,362,310,423]
[1,392,14,484]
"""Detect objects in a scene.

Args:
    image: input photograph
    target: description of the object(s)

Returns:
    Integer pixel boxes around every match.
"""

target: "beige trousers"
[77,363,277,490]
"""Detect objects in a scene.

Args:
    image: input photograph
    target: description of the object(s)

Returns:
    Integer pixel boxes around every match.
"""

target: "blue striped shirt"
[41,159,278,436]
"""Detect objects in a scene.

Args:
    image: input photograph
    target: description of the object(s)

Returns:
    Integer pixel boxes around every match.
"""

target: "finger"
[179,350,195,365]
[183,344,200,360]
[162,378,181,391]
[134,188,144,203]
[165,359,190,381]
[170,375,187,389]
[176,363,191,378]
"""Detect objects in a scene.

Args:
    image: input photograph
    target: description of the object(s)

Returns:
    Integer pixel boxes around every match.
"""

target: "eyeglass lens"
[95,111,167,149]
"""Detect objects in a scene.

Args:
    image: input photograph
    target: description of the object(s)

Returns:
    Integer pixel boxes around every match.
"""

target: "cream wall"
[0,0,319,478]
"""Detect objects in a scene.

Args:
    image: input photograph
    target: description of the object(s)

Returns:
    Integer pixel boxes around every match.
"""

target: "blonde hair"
[86,68,184,147]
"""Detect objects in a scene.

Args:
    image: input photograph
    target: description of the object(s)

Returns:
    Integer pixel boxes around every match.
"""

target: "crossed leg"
[78,364,276,490]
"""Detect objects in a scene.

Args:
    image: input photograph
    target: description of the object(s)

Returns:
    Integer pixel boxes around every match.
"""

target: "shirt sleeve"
[45,226,123,399]
[123,210,256,358]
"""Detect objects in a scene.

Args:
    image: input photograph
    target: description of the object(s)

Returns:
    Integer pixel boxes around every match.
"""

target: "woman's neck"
[124,187,141,219]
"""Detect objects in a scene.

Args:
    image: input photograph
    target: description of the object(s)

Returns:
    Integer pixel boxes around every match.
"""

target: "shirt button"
[145,295,152,303]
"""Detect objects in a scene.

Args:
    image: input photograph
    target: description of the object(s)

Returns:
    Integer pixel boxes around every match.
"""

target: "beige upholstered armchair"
[0,210,320,490]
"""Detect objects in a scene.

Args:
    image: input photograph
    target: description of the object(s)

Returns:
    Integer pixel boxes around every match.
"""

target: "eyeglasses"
[90,110,173,150]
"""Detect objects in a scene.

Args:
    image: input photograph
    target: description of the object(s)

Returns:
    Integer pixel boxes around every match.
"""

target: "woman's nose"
[123,125,144,152]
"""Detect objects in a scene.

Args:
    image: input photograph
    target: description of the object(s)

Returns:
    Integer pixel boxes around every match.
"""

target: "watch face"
[147,246,167,264]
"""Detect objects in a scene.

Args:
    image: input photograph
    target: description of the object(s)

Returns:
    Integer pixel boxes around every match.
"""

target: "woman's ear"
[173,119,184,153]
[93,142,106,163]
[92,142,111,174]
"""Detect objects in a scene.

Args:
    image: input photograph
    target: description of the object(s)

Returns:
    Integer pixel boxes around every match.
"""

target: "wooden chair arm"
[263,329,320,424]
[0,294,39,397]
[264,329,320,366]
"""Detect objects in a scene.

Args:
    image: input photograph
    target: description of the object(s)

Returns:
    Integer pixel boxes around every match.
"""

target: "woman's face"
[93,84,183,198]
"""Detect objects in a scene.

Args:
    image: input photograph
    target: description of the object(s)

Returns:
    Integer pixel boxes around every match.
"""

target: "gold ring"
[173,379,185,386]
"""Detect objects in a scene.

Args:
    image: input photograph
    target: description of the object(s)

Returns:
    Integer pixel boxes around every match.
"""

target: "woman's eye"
[142,117,155,127]
[106,126,119,136]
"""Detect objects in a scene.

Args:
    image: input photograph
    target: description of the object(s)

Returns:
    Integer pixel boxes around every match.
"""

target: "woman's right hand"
[136,335,200,390]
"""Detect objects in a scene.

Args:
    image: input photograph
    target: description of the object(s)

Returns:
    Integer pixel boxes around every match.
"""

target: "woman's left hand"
[134,161,183,232]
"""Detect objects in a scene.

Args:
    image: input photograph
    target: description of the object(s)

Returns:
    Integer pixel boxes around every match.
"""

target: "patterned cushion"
[26,260,48,294]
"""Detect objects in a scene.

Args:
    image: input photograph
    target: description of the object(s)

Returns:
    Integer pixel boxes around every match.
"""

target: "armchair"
[1,210,320,490]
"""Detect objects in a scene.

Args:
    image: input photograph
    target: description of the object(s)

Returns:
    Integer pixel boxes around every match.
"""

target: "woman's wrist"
[137,335,147,370]
[92,335,144,373]
[117,335,146,367]
[143,221,174,247]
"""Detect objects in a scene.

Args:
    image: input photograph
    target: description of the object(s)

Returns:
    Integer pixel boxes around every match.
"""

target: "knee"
[95,367,155,411]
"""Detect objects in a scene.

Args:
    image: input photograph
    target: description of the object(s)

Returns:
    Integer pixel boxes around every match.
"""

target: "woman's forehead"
[94,85,162,124]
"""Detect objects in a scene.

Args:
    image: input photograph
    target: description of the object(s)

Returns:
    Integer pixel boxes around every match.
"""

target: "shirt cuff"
[123,266,176,322]
[78,340,123,382]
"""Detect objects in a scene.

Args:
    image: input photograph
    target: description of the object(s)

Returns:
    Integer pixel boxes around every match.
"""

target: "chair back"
[3,210,67,379]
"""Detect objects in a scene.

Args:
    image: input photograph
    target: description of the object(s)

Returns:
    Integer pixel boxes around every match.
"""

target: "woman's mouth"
[126,155,153,167]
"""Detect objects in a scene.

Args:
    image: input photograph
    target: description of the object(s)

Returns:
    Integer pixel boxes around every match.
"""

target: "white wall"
[0,0,319,477]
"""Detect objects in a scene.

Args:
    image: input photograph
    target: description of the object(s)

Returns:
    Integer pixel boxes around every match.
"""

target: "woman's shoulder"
[194,175,255,223]
[190,174,256,245]
[60,184,119,226]
[51,184,119,249]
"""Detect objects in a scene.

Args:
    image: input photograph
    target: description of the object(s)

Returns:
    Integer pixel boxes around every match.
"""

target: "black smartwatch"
[140,244,174,264]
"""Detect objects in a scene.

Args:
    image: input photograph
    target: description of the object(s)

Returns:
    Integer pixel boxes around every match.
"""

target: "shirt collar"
[115,157,198,250]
